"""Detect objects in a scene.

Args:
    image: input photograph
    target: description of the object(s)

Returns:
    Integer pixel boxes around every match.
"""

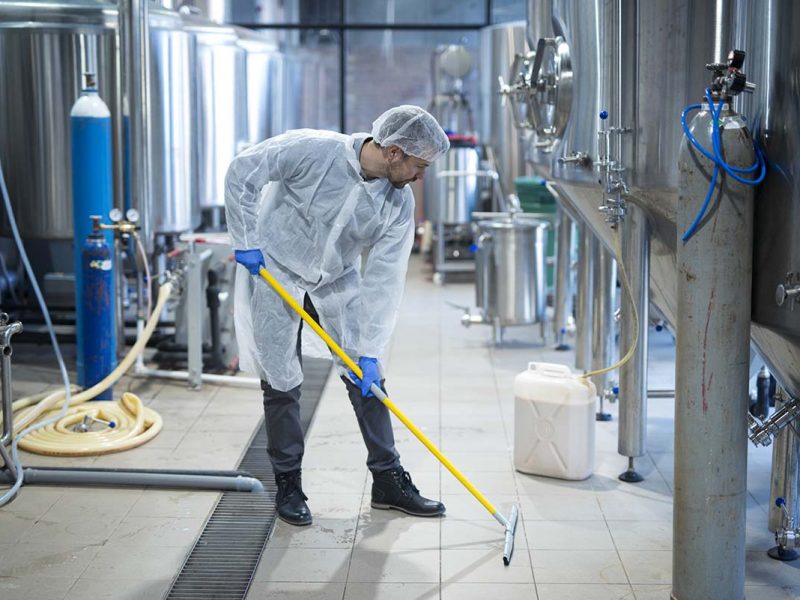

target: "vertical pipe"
[187,245,203,389]
[120,0,152,251]
[575,222,594,371]
[553,208,573,346]
[618,203,649,458]
[673,106,754,600]
[768,397,800,534]
[1,344,14,443]
[591,244,615,395]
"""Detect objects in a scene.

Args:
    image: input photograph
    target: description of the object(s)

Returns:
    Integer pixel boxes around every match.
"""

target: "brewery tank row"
[0,0,322,277]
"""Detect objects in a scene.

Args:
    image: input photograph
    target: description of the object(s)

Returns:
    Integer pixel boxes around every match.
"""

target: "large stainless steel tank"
[237,28,279,144]
[479,22,530,199]
[534,0,800,397]
[181,14,248,210]
[0,0,122,240]
[737,0,800,401]
[148,7,199,233]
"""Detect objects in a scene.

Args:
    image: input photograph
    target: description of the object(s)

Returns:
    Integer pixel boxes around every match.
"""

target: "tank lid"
[476,215,547,230]
[0,0,117,29]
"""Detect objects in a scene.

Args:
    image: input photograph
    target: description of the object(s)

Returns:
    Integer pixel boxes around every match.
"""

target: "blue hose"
[680,89,766,241]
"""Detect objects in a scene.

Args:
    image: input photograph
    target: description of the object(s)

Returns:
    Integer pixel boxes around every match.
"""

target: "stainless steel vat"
[474,216,547,326]
[738,0,800,399]
[426,142,481,224]
[182,14,249,210]
[237,28,279,144]
[0,0,122,240]
[149,7,199,233]
[479,22,530,200]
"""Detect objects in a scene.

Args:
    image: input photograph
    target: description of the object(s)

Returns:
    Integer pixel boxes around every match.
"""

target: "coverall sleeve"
[224,137,292,250]
[357,190,416,359]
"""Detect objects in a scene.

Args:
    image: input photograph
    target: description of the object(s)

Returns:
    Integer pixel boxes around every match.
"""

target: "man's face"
[384,146,431,189]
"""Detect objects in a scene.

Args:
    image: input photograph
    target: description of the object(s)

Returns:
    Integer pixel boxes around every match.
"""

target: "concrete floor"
[1,254,799,599]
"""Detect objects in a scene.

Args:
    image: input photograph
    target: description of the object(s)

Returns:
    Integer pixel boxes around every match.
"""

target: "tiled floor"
[2,255,800,599]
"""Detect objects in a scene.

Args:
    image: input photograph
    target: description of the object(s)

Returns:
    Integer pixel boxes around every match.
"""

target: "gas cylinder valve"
[706,49,756,100]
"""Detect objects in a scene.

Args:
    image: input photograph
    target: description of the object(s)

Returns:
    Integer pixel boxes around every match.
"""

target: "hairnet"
[371,105,450,162]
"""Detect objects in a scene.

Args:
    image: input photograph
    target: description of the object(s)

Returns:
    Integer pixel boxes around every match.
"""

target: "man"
[225,105,450,526]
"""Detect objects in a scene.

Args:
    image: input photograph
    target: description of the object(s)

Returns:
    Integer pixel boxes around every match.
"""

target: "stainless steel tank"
[738,0,800,400]
[479,22,530,200]
[148,7,200,233]
[0,0,122,240]
[181,14,249,210]
[474,216,547,326]
[538,0,800,399]
[426,142,481,224]
[236,28,279,144]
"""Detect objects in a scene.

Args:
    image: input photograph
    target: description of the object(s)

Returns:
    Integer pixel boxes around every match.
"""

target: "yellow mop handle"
[258,266,499,517]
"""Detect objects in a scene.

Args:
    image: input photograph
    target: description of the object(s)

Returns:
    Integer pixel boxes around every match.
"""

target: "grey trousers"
[261,295,401,475]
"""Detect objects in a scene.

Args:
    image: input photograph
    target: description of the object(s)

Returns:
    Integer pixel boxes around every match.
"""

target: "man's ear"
[383,145,404,163]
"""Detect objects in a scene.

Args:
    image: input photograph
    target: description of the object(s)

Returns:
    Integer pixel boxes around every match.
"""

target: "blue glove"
[234,249,265,275]
[349,356,382,398]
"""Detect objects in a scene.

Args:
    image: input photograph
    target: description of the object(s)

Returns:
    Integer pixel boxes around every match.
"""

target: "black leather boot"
[275,469,312,526]
[371,467,445,517]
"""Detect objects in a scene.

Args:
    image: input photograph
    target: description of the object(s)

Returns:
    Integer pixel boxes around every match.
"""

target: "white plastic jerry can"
[513,361,597,480]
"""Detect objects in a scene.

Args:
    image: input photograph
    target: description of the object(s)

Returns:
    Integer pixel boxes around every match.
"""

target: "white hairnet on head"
[371,105,450,162]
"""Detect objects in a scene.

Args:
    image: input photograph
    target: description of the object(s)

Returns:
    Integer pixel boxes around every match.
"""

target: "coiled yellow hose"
[2,282,173,456]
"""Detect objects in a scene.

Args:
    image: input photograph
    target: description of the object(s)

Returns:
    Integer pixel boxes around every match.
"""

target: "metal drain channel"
[165,358,332,600]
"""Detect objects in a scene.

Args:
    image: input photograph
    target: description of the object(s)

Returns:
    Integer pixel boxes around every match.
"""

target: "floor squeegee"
[258,266,520,565]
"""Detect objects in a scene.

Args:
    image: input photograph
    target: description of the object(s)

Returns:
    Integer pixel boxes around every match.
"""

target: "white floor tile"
[0,576,73,600]
[526,520,615,550]
[441,582,538,600]
[355,514,440,551]
[537,583,635,600]
[442,518,528,550]
[607,521,672,551]
[246,581,346,600]
[344,582,440,600]
[64,577,173,600]
[348,548,440,583]
[531,549,628,584]
[618,550,672,585]
[441,548,534,584]
[254,548,352,583]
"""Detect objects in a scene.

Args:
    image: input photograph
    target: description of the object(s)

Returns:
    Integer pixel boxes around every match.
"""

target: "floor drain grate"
[165,358,332,600]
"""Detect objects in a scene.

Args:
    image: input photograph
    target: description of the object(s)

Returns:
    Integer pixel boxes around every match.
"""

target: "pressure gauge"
[126,208,140,224]
[109,208,123,223]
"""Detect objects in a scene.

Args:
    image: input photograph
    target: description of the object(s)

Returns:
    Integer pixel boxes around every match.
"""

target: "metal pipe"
[590,244,615,395]
[0,467,264,493]
[749,394,800,447]
[575,222,594,372]
[119,0,152,251]
[133,364,261,388]
[553,208,572,347]
[769,397,800,535]
[0,319,22,445]
[673,104,754,600]
[618,203,649,460]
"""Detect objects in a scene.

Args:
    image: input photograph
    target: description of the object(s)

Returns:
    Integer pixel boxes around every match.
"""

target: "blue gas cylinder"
[81,227,116,400]
[71,74,115,388]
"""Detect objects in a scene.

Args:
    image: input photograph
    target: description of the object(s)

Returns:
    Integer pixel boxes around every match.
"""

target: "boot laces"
[398,470,419,495]
[277,471,308,501]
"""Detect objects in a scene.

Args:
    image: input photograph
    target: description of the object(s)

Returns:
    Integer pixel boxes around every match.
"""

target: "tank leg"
[553,208,573,351]
[575,224,594,372]
[618,203,650,483]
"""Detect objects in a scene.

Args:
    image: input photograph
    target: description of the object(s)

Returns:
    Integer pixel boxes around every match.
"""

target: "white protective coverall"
[226,130,415,391]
